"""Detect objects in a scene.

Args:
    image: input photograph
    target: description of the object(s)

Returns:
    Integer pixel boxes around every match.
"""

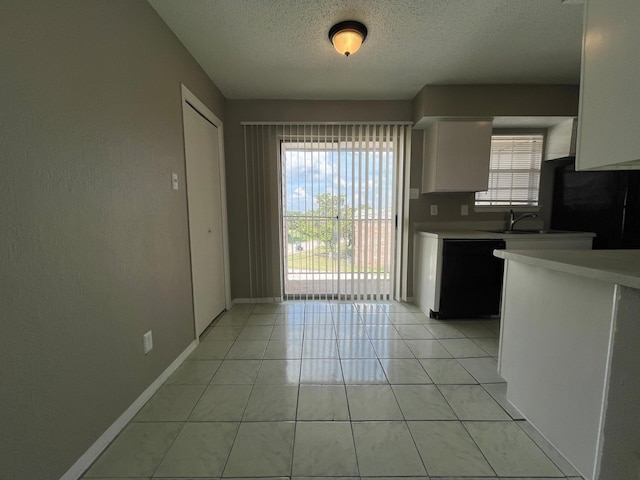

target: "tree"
[285,210,306,243]
[288,193,355,257]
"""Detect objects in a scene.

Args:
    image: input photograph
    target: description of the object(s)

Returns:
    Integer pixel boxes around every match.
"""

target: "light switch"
[430,205,438,216]
[143,331,153,354]
[461,204,469,216]
[409,188,420,199]
[171,173,179,190]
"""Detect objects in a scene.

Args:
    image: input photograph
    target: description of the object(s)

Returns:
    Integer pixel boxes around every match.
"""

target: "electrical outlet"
[430,204,438,216]
[171,173,179,190]
[143,331,153,354]
[461,204,469,216]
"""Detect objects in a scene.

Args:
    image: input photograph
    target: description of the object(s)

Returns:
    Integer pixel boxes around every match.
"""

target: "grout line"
[459,418,500,478]
[286,386,300,477]
[217,410,243,478]
[147,418,189,479]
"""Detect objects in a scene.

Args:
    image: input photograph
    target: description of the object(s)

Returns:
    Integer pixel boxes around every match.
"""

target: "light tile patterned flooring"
[83,301,584,480]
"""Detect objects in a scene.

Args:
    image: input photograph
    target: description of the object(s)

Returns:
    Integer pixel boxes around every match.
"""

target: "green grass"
[286,244,386,274]
[287,247,347,272]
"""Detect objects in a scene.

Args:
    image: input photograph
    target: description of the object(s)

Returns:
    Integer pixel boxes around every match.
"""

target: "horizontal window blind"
[475,134,544,207]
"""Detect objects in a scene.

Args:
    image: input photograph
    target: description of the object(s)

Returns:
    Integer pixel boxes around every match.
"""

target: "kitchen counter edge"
[494,249,640,290]
[415,230,596,240]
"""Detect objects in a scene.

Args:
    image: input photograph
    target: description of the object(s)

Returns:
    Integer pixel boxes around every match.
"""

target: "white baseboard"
[231,297,414,305]
[60,340,198,480]
[231,297,414,306]
[231,297,280,305]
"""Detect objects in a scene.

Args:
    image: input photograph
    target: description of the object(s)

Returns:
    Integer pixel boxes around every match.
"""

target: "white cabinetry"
[545,118,576,161]
[421,120,492,193]
[577,0,640,170]
[413,235,440,316]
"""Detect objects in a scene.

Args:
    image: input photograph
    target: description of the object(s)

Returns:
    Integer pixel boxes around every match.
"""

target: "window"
[475,134,544,207]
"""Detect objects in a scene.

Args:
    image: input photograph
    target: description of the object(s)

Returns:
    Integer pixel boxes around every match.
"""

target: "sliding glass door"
[281,125,398,300]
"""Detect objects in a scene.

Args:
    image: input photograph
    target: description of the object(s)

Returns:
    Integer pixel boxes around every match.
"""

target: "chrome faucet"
[509,209,538,231]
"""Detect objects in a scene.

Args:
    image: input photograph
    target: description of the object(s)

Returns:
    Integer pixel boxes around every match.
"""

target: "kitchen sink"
[483,229,572,234]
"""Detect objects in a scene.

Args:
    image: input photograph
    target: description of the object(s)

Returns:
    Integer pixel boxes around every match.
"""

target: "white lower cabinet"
[414,235,441,317]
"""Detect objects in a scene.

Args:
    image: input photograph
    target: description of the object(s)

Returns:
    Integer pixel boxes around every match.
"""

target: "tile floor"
[82,301,584,480]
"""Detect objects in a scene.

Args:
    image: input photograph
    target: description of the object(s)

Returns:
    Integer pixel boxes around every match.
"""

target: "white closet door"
[183,103,226,336]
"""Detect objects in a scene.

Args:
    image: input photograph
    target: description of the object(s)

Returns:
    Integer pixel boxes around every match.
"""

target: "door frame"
[277,126,409,301]
[180,84,231,327]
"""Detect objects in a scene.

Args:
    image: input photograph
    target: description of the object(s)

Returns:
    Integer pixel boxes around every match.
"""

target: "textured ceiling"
[148,0,584,100]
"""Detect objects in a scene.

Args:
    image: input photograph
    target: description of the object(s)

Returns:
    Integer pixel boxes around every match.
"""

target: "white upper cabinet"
[545,118,577,161]
[421,120,492,193]
[577,0,640,170]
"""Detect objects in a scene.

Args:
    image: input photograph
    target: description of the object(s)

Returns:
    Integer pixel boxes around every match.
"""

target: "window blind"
[475,134,544,207]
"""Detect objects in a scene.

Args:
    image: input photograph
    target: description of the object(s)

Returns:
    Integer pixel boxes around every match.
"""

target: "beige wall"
[0,1,225,478]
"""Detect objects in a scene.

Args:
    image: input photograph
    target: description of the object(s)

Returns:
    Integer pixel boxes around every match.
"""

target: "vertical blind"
[475,134,544,206]
[243,123,412,301]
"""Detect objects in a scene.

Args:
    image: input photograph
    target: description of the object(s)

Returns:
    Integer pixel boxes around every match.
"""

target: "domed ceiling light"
[328,21,368,57]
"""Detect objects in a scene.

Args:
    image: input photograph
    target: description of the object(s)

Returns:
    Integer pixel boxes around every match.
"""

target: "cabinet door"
[421,120,492,193]
[577,0,640,170]
[545,119,576,161]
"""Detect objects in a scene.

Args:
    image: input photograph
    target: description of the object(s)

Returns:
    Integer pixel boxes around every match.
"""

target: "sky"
[282,142,395,216]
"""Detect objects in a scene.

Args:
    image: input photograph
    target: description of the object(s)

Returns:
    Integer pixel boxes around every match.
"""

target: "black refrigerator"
[549,158,640,249]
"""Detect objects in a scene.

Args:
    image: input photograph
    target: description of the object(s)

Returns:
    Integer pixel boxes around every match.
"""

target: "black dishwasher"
[432,239,506,319]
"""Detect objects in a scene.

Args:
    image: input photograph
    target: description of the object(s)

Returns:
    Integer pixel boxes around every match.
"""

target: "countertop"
[415,229,596,240]
[494,249,640,290]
